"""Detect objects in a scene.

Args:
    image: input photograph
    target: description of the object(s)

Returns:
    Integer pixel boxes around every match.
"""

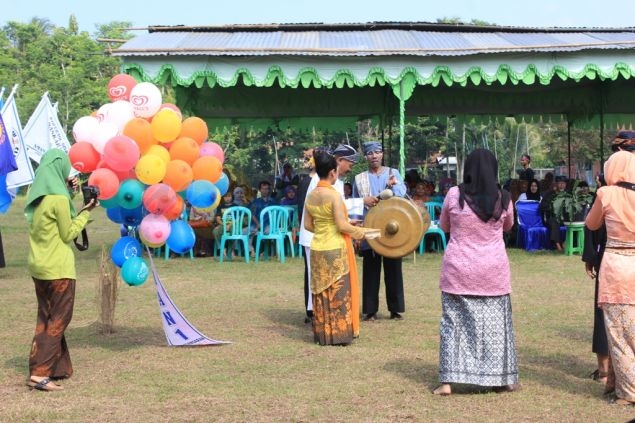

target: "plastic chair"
[218,206,252,263]
[255,206,293,263]
[564,222,585,255]
[515,200,549,252]
[282,205,302,257]
[419,201,446,254]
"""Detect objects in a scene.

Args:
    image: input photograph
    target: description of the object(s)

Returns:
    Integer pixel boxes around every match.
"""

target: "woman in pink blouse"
[585,150,635,406]
[433,149,519,396]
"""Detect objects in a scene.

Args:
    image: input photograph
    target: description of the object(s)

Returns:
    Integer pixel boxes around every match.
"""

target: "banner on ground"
[1,85,34,190]
[147,250,231,346]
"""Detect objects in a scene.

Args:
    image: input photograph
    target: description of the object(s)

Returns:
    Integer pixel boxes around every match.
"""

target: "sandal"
[589,369,609,385]
[27,377,63,392]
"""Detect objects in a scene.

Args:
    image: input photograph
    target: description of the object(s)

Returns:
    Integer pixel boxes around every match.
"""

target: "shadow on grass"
[68,322,166,350]
[262,307,313,342]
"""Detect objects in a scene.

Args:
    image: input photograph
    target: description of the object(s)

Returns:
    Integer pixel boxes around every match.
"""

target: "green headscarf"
[25,149,76,224]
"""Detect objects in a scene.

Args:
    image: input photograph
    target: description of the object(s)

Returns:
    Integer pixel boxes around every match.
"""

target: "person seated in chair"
[249,180,278,254]
[517,178,542,202]
[540,175,568,251]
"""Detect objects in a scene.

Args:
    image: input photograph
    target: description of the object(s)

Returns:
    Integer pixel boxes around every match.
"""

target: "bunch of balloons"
[69,74,229,286]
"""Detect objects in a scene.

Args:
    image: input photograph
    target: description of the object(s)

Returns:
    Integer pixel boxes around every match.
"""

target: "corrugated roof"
[113,22,635,57]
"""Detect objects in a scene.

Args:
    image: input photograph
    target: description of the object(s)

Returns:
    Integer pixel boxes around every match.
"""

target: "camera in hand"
[82,185,100,205]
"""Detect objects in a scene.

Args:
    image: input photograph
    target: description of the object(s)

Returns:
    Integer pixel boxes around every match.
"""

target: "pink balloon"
[87,168,120,200]
[72,116,99,143]
[108,73,137,101]
[97,160,137,182]
[129,82,162,118]
[103,135,140,172]
[143,183,177,215]
[139,214,171,246]
[199,141,225,163]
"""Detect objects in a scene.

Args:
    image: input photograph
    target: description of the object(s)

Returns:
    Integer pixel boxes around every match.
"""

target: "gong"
[365,197,431,258]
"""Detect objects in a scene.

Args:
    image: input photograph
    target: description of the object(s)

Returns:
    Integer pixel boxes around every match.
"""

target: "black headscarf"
[458,149,511,222]
[525,178,542,201]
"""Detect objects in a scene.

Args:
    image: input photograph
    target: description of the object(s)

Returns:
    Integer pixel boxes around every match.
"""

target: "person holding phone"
[24,149,99,391]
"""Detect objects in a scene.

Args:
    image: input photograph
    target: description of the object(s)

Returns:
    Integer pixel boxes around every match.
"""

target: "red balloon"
[107,73,137,101]
[163,195,184,220]
[87,168,120,200]
[69,141,101,173]
[97,160,136,182]
[143,183,177,215]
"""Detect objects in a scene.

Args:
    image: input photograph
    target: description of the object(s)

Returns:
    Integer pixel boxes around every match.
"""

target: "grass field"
[0,196,633,422]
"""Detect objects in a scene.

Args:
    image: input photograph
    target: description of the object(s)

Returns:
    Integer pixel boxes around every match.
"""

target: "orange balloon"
[144,144,171,164]
[162,159,194,192]
[179,117,208,145]
[123,118,157,154]
[163,195,184,220]
[169,137,200,166]
[192,155,222,183]
[151,109,182,143]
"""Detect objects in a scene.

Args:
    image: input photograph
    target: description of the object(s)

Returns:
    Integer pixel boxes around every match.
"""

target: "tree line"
[0,16,608,188]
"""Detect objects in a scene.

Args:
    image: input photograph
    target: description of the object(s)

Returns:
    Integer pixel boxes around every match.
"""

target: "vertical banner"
[0,107,17,214]
[23,92,73,163]
[147,249,231,346]
[1,86,34,189]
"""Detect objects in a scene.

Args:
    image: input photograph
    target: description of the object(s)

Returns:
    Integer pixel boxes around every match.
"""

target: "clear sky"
[4,0,635,35]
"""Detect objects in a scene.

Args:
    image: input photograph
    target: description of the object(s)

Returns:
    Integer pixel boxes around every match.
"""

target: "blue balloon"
[117,179,145,209]
[121,256,149,286]
[215,172,229,196]
[106,206,124,224]
[186,180,217,208]
[120,205,144,227]
[166,220,196,254]
[111,236,143,267]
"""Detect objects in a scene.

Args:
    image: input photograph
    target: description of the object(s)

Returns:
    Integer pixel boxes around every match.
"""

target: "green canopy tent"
[113,22,635,174]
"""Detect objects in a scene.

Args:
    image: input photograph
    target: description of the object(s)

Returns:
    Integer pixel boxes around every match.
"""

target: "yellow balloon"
[135,154,167,185]
[144,144,171,164]
[151,109,183,143]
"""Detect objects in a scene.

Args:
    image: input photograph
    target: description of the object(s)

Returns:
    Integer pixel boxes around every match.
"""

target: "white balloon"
[104,100,135,131]
[96,103,113,123]
[72,116,100,142]
[129,82,162,118]
[91,122,119,154]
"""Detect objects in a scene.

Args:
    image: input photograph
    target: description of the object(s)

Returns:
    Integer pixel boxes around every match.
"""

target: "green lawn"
[0,197,632,422]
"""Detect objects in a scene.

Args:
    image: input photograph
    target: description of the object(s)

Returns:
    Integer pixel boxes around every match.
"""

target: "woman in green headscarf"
[24,149,98,392]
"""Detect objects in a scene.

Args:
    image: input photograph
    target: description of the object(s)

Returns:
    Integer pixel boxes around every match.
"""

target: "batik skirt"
[603,303,635,402]
[312,275,353,346]
[439,292,519,386]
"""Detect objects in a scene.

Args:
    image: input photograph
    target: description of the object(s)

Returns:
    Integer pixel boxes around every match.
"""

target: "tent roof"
[113,22,635,130]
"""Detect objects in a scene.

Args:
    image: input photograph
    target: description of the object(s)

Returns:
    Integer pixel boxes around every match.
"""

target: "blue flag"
[0,110,17,213]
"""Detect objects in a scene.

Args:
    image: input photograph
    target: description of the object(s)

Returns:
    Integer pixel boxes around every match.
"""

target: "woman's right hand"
[80,198,99,213]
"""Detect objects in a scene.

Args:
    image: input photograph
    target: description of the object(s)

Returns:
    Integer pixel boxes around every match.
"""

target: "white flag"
[23,92,73,163]
[1,86,34,190]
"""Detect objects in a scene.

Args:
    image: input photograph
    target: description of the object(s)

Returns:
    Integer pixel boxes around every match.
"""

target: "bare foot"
[432,384,451,396]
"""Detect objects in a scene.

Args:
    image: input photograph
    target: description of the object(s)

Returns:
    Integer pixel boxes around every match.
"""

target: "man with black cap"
[353,141,407,321]
[332,143,360,196]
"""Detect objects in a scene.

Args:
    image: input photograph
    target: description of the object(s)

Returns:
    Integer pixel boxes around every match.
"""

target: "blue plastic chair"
[255,206,293,263]
[282,205,302,257]
[419,201,447,254]
[218,206,252,263]
[515,200,549,251]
